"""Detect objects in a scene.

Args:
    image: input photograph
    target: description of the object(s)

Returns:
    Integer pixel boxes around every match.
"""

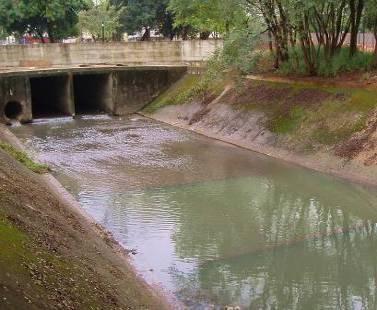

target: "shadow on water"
[10,116,377,309]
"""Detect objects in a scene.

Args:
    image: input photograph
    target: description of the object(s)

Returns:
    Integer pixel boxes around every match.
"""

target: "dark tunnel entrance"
[73,74,113,115]
[30,75,73,118]
[4,101,23,120]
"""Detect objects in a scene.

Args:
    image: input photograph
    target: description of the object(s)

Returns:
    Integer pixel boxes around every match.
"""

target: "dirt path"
[247,72,377,90]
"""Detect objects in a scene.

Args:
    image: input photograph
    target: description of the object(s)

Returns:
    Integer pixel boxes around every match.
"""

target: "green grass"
[0,142,49,174]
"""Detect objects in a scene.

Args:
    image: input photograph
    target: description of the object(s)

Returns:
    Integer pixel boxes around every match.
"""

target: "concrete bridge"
[0,40,222,124]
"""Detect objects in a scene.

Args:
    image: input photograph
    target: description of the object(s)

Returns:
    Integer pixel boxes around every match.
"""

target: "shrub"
[220,29,264,74]
[279,47,374,77]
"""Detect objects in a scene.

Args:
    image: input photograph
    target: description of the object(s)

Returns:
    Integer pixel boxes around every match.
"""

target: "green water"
[11,115,377,309]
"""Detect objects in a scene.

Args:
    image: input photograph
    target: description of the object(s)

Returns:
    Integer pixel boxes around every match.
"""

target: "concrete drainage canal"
[10,115,377,309]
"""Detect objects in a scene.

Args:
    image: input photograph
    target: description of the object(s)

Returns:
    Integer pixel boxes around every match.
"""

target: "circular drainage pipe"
[4,101,23,121]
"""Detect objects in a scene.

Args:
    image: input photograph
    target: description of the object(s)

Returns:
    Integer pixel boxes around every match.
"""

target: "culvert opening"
[4,101,23,120]
[73,74,113,115]
[30,75,73,118]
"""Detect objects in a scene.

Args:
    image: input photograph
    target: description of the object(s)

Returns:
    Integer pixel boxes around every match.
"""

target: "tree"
[365,0,377,66]
[78,0,125,41]
[245,0,293,68]
[349,0,365,56]
[169,0,246,39]
[122,0,171,40]
[0,0,87,42]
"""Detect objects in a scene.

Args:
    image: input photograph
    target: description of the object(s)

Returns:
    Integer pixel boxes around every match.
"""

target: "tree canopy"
[0,0,87,42]
[0,0,377,74]
[168,0,246,37]
[118,0,172,40]
[79,0,125,41]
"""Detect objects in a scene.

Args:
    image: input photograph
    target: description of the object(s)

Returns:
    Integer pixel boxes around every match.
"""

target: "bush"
[220,29,264,74]
[279,47,374,77]
[317,48,374,77]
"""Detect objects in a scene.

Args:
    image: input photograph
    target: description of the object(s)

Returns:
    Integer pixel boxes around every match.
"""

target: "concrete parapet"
[0,40,223,69]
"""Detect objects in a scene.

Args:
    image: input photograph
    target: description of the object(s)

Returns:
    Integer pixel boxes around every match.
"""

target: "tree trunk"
[199,32,211,40]
[268,31,273,53]
[181,26,189,40]
[47,31,55,43]
[299,16,317,76]
[374,30,377,67]
[141,28,151,41]
[47,23,55,43]
[349,0,364,56]
[37,30,45,44]
[273,38,280,69]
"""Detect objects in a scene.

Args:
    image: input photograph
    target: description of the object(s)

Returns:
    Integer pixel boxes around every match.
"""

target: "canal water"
[11,115,377,309]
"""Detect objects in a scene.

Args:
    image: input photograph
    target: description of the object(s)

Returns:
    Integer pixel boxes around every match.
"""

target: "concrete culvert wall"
[30,75,74,118]
[73,74,113,115]
[4,101,23,120]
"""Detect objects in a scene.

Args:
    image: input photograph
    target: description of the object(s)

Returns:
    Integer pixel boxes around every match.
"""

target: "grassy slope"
[145,74,377,155]
[0,145,165,309]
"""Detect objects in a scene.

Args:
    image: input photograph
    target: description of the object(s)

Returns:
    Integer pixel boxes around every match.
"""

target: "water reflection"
[11,116,377,309]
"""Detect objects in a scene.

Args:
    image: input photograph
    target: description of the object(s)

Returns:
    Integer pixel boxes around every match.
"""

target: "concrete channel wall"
[0,40,223,68]
[0,41,222,124]
[0,67,187,124]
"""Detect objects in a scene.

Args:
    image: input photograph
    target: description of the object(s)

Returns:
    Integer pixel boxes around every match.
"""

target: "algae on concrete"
[0,142,49,174]
[152,74,377,153]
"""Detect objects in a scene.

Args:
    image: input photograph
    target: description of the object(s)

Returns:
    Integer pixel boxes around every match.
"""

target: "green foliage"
[168,0,246,35]
[124,0,161,33]
[220,29,264,74]
[279,47,374,77]
[318,49,374,77]
[0,142,49,174]
[365,0,377,31]
[0,0,87,41]
[79,0,125,40]
[0,26,8,39]
[120,0,170,39]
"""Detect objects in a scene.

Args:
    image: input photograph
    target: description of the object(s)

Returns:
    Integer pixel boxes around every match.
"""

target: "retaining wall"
[0,40,223,68]
[0,67,187,124]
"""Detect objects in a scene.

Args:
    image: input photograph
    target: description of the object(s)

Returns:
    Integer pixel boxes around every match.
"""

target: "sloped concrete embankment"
[143,76,377,187]
[0,125,169,309]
